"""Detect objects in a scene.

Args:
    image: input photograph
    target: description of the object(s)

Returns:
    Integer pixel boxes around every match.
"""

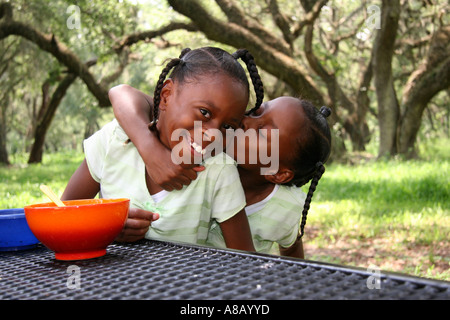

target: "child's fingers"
[193,165,205,172]
[146,163,202,191]
[159,169,201,191]
[124,218,151,230]
[128,208,159,221]
[115,210,159,243]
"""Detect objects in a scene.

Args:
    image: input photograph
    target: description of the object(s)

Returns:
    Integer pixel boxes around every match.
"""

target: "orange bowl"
[24,198,129,261]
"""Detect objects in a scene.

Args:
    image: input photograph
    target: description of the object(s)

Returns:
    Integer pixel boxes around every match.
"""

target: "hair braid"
[232,49,264,113]
[298,162,325,240]
[149,58,182,131]
[179,47,191,59]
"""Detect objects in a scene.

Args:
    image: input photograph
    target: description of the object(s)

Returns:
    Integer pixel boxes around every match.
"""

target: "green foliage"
[2,0,448,163]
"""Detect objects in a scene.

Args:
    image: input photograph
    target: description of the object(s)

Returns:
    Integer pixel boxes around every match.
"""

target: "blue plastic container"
[0,208,39,251]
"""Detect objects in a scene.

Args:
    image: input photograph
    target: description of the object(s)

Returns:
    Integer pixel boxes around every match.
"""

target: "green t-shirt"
[207,184,306,255]
[84,120,246,246]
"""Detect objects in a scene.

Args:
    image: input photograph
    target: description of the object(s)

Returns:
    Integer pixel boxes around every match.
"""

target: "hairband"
[320,106,331,118]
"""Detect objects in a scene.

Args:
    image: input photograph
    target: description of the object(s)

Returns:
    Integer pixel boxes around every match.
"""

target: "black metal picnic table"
[0,239,448,301]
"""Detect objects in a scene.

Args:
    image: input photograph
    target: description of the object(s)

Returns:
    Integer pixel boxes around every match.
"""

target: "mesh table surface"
[0,240,448,300]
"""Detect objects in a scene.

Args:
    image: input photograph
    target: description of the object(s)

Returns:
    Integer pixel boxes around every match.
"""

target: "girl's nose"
[241,116,251,131]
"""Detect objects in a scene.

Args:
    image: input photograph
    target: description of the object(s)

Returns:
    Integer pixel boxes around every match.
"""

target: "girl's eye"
[223,124,235,130]
[200,109,211,119]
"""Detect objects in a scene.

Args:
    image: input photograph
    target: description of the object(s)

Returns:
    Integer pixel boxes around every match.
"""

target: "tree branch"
[168,0,325,106]
[0,18,110,106]
[28,72,78,163]
[215,0,291,55]
[99,49,129,87]
[114,21,198,53]
[0,2,12,21]
[267,0,293,48]
[292,0,328,38]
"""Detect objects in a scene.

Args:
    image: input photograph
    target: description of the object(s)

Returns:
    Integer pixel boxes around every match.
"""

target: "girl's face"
[157,73,248,162]
[234,96,305,174]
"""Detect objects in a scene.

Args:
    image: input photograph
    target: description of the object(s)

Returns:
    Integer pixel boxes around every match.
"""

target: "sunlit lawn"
[1,140,449,280]
[302,139,449,280]
[0,151,84,209]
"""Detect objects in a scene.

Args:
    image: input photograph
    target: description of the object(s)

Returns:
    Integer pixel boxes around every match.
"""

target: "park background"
[0,0,448,280]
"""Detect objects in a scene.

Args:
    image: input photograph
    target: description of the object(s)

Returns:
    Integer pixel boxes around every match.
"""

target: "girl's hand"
[115,208,159,243]
[143,145,205,191]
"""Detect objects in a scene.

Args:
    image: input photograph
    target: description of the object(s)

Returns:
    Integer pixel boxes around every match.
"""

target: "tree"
[0,2,110,106]
[372,0,449,158]
[397,24,450,157]
[372,0,401,157]
[0,37,20,164]
[0,0,204,164]
[164,0,448,158]
[0,0,447,163]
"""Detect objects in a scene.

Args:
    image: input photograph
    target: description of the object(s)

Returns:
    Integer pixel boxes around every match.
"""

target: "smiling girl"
[62,47,265,251]
[209,97,331,257]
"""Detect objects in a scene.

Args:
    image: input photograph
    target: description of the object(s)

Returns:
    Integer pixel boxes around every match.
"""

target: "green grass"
[310,160,448,238]
[303,139,450,280]
[0,151,84,209]
[1,141,449,281]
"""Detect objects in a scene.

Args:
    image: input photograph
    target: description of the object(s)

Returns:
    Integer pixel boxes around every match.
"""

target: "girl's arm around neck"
[109,84,204,191]
[220,209,255,252]
[109,84,154,151]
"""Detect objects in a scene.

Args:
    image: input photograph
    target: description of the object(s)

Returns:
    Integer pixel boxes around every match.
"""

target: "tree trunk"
[397,26,450,158]
[373,0,400,157]
[372,0,401,157]
[28,73,77,164]
[0,95,9,165]
[304,21,369,152]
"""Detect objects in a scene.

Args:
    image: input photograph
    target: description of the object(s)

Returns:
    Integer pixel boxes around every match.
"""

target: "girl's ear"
[159,79,174,111]
[265,168,294,184]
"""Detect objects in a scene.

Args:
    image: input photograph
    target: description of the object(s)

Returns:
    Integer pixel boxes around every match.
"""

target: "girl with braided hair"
[207,97,331,257]
[110,50,331,258]
[62,46,264,251]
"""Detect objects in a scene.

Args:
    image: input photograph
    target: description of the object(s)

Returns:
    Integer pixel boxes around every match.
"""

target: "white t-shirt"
[84,120,246,246]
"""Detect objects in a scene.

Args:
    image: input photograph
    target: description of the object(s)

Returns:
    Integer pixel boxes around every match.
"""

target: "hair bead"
[320,106,331,118]
[179,48,191,59]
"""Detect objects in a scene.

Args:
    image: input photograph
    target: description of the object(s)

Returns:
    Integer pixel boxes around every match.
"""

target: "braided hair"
[149,47,264,131]
[232,49,264,114]
[285,101,332,239]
